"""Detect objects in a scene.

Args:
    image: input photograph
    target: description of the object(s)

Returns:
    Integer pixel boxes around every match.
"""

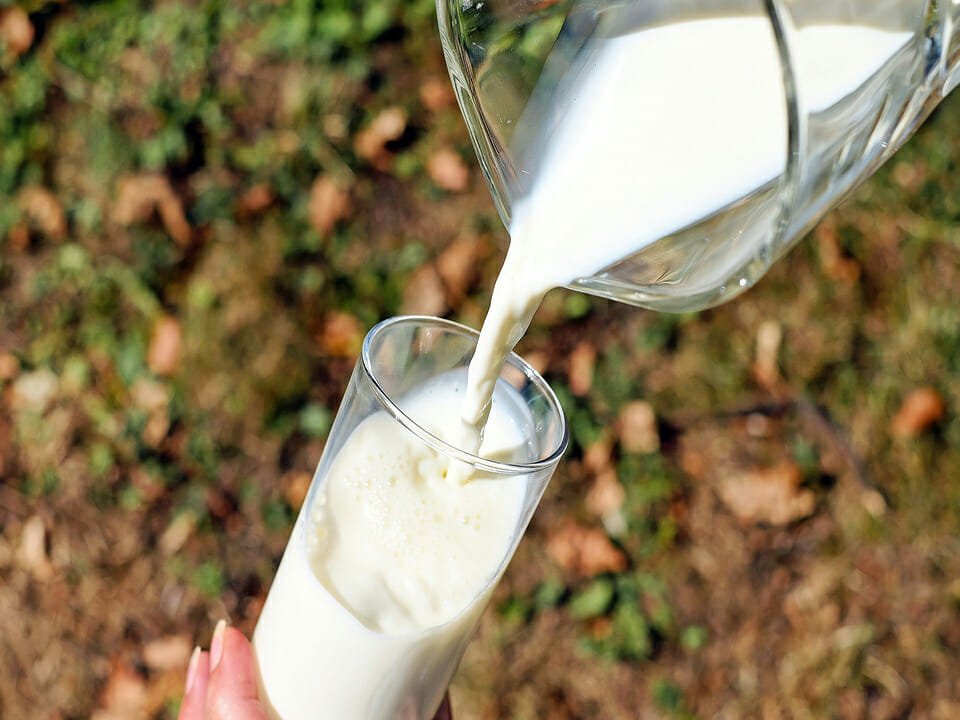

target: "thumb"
[205,622,270,720]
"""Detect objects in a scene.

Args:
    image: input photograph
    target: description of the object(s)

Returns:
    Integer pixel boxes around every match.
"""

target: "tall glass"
[439,0,953,312]
[252,316,568,720]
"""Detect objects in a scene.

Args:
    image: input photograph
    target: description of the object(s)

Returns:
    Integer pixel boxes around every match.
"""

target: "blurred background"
[1,1,960,718]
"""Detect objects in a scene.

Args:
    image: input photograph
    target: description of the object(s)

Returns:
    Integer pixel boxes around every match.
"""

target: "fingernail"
[210,620,227,672]
[185,646,201,694]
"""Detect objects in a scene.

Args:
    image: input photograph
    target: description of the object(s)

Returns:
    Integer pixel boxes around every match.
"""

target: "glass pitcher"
[437,0,957,312]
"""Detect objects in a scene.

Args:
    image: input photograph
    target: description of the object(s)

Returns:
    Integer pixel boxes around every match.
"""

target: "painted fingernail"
[185,646,201,694]
[210,620,227,672]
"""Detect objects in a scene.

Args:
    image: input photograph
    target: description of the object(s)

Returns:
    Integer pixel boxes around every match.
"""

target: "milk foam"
[307,373,529,634]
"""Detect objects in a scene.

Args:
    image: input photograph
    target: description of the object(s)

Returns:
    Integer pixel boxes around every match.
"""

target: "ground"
[1,2,959,719]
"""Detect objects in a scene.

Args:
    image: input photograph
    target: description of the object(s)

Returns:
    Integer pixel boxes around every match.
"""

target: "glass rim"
[361,315,569,475]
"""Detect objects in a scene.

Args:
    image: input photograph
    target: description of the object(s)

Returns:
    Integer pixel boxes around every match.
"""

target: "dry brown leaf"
[7,222,30,251]
[436,237,484,303]
[282,471,312,511]
[892,161,925,193]
[567,341,596,397]
[17,515,53,580]
[129,467,165,503]
[10,368,58,413]
[319,312,364,358]
[159,513,196,556]
[93,663,147,720]
[354,107,407,170]
[891,387,945,438]
[142,635,192,671]
[815,221,860,284]
[113,174,191,246]
[131,378,168,412]
[546,520,627,578]
[322,114,348,142]
[585,469,626,518]
[401,264,447,317]
[236,183,275,217]
[18,186,66,241]
[0,352,20,380]
[131,378,171,447]
[618,400,659,454]
[0,6,34,62]
[427,148,469,192]
[582,436,613,475]
[204,488,233,521]
[308,176,352,236]
[419,76,455,111]
[147,316,182,376]
[752,320,782,390]
[716,461,815,526]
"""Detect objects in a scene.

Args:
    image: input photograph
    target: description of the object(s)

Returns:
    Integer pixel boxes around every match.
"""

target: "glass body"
[439,0,956,312]
[252,316,568,720]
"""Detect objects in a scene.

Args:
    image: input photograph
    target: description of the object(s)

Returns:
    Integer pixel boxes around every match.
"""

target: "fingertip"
[210,619,227,671]
[206,626,269,720]
[178,650,210,720]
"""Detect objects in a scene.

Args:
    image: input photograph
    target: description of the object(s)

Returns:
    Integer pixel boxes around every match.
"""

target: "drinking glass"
[439,0,955,312]
[253,316,568,720]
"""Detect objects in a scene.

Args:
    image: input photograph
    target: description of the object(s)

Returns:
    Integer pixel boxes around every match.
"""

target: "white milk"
[461,18,912,438]
[254,373,531,719]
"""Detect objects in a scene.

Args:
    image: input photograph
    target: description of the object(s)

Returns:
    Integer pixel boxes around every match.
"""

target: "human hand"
[178,621,453,720]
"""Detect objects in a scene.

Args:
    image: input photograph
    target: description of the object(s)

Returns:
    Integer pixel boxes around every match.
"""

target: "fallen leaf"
[132,378,171,447]
[716,461,815,526]
[815,220,861,284]
[113,174,191,246]
[0,352,20,380]
[322,114,348,142]
[617,401,659,454]
[204,488,233,521]
[93,663,147,720]
[7,222,30,251]
[147,316,182,376]
[436,237,484,303]
[419,76,455,111]
[427,148,469,192]
[129,467,165,503]
[585,468,626,518]
[18,186,66,241]
[0,6,34,63]
[159,513,196,556]
[10,368,58,413]
[752,320,782,390]
[582,436,613,475]
[835,689,867,720]
[546,520,627,578]
[17,515,53,580]
[567,342,595,397]
[236,183,275,217]
[891,387,945,438]
[282,471,312,511]
[354,107,407,171]
[142,635,192,671]
[401,264,447,316]
[308,176,352,236]
[319,312,363,358]
[131,378,169,412]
